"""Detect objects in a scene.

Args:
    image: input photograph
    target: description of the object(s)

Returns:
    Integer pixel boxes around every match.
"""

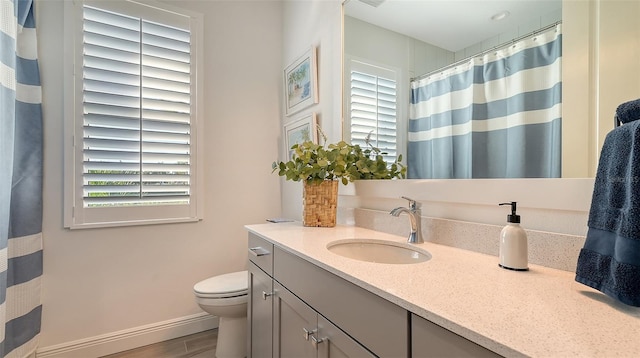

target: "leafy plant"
[272,139,406,185]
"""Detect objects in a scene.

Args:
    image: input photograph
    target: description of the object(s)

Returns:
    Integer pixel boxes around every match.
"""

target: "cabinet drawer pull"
[249,246,270,257]
[303,327,317,341]
[311,335,324,348]
[261,291,273,300]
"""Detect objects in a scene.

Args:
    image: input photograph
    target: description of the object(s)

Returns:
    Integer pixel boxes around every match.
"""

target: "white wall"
[344,16,454,79]
[38,0,282,350]
[280,0,343,221]
[595,0,640,161]
[562,0,640,178]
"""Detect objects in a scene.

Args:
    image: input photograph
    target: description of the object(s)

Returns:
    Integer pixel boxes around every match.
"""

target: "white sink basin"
[327,239,431,264]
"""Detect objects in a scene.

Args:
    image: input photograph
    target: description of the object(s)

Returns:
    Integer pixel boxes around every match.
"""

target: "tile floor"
[101,329,217,358]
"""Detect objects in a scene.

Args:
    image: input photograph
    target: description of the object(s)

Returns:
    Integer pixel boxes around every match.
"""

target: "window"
[64,0,203,229]
[347,60,399,164]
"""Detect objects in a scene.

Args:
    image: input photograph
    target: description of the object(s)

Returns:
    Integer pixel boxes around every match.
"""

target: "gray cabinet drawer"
[248,233,273,276]
[274,247,409,358]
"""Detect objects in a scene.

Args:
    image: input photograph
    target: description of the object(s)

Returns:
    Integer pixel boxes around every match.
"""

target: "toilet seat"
[194,270,248,299]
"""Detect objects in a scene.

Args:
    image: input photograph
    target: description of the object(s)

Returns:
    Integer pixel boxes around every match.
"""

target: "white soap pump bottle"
[498,202,528,271]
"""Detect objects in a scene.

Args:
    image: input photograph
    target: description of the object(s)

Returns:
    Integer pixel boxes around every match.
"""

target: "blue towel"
[575,119,640,307]
[615,98,640,125]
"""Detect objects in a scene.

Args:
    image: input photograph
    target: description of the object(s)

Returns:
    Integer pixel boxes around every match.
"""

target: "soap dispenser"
[498,202,528,271]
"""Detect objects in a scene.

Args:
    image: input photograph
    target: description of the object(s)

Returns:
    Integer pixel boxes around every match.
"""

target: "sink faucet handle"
[401,196,420,210]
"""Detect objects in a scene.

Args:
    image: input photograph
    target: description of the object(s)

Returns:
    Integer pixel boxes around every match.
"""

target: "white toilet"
[193,270,248,358]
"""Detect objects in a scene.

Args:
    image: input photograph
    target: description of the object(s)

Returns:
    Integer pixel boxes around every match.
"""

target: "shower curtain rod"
[411,20,562,82]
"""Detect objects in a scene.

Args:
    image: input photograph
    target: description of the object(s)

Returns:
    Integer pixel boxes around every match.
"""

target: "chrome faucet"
[390,196,424,244]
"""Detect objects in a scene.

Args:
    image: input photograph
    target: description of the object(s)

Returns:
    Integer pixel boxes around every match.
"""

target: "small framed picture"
[284,47,318,116]
[284,113,317,161]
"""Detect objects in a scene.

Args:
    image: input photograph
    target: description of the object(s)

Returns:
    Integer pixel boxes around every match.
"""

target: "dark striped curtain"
[408,24,562,179]
[0,0,43,356]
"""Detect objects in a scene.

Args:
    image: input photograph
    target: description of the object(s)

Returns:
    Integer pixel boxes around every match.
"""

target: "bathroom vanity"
[250,232,399,357]
[248,232,495,357]
[246,222,640,357]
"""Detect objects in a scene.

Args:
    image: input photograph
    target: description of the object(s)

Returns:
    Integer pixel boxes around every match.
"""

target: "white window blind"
[82,5,192,207]
[349,67,398,163]
[64,0,203,229]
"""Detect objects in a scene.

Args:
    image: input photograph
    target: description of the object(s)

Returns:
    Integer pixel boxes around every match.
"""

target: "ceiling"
[344,0,562,52]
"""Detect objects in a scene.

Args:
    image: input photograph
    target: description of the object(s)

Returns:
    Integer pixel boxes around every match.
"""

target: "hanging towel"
[575,119,640,307]
[615,98,640,126]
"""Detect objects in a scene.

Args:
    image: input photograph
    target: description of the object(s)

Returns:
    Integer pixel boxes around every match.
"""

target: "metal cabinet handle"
[261,291,273,300]
[302,327,317,341]
[311,335,324,348]
[249,246,270,257]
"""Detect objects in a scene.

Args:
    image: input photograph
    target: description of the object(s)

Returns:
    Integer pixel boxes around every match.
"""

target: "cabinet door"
[273,281,317,358]
[317,315,375,358]
[274,247,408,357]
[411,314,501,358]
[249,263,273,358]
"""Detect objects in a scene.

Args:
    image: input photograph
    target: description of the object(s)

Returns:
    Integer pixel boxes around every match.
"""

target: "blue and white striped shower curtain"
[0,0,43,356]
[408,24,561,179]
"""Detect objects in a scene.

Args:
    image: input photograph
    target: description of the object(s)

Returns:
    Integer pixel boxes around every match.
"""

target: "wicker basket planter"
[303,180,338,227]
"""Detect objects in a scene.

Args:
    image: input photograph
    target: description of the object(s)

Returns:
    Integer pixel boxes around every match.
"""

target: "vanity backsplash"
[339,208,586,272]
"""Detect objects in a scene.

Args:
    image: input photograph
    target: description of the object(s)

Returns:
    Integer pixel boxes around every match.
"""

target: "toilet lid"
[194,270,248,298]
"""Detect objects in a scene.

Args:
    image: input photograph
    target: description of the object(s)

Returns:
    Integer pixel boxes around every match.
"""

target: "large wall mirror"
[342,0,640,179]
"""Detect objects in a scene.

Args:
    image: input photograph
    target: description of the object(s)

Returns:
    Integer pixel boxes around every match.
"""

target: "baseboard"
[36,312,218,358]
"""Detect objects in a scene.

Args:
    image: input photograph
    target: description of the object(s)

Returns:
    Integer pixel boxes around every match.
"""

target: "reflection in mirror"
[343,0,563,179]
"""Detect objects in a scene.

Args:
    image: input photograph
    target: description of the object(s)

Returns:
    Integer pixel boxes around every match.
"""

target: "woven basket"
[303,180,338,227]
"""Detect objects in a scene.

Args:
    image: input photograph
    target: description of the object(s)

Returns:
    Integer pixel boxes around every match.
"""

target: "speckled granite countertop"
[245,222,640,357]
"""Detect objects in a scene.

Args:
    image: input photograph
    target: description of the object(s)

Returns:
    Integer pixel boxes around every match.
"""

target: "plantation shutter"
[349,69,397,162]
[82,5,192,207]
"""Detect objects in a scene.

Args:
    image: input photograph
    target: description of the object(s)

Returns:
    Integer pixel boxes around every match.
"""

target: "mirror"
[342,0,640,179]
[344,0,562,179]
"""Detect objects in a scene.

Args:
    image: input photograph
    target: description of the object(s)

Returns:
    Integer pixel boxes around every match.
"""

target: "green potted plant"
[272,134,406,227]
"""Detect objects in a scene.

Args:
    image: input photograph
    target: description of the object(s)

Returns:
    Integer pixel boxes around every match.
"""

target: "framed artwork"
[284,47,318,116]
[284,113,317,161]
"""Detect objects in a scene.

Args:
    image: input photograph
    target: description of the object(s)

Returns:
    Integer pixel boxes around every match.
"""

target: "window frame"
[63,0,204,229]
[343,57,406,164]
